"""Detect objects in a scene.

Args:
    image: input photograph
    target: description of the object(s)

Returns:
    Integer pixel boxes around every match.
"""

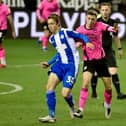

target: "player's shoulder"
[95,22,108,29]
[1,3,10,13]
[76,25,84,31]
[38,0,45,7]
[60,28,74,34]
[1,3,9,8]
[61,27,71,31]
[77,25,84,29]
[95,21,104,26]
[60,27,67,31]
[109,18,116,23]
[41,0,46,3]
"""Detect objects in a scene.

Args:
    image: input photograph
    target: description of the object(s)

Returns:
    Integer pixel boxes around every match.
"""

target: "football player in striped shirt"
[38,14,94,123]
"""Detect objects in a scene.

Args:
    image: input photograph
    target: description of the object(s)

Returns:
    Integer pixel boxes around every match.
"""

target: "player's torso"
[77,24,103,47]
[0,4,9,30]
[0,4,8,18]
[76,23,105,61]
[41,1,58,19]
[50,29,79,64]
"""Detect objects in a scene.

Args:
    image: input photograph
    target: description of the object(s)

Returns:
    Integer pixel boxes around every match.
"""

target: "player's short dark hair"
[99,2,112,9]
[86,9,98,17]
[87,7,99,15]
[48,14,60,25]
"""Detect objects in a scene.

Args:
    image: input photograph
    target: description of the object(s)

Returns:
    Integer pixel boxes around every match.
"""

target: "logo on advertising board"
[4,0,126,38]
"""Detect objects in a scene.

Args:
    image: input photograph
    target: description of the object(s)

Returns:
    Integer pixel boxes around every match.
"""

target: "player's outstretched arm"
[40,53,58,69]
[107,26,117,33]
[7,14,16,39]
[67,30,94,49]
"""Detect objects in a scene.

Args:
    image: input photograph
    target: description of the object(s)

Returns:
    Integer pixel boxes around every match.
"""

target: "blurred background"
[4,0,126,39]
[1,1,126,126]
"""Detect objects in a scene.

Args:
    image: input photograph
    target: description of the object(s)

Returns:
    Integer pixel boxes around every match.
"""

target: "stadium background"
[1,1,126,126]
[3,0,126,39]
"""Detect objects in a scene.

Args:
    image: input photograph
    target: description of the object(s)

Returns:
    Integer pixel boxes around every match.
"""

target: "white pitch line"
[4,60,123,69]
[0,82,23,95]
[3,59,126,68]
[7,64,39,68]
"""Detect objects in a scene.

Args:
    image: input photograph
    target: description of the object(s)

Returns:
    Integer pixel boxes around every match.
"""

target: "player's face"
[47,19,59,33]
[0,0,2,4]
[100,5,111,19]
[86,15,97,28]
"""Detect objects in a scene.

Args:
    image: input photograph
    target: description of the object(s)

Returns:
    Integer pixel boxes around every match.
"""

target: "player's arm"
[55,2,60,16]
[111,22,123,58]
[107,25,117,33]
[36,3,45,23]
[113,36,123,59]
[7,9,16,39]
[48,53,58,65]
[67,30,94,49]
[101,22,117,33]
[40,53,58,69]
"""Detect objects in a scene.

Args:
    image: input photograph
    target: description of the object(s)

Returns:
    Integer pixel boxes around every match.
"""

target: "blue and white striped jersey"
[49,28,89,64]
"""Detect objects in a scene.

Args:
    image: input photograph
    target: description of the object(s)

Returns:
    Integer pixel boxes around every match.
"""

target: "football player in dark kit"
[91,2,126,99]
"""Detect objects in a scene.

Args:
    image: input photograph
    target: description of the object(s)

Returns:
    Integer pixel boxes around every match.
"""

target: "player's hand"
[118,49,123,59]
[40,62,49,69]
[113,22,118,31]
[86,42,95,49]
[108,26,117,33]
[12,31,16,39]
[76,42,82,48]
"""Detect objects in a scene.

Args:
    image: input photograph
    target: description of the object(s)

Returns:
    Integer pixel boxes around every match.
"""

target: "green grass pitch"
[0,38,126,126]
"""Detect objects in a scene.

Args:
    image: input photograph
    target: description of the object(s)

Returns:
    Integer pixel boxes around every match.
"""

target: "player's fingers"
[40,62,49,68]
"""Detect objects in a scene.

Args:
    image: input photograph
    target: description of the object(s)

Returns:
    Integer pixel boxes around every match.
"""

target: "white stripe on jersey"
[50,28,80,77]
[55,33,68,64]
[63,29,80,77]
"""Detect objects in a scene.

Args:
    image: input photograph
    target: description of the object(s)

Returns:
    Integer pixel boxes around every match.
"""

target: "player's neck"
[85,24,94,29]
[102,17,109,22]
